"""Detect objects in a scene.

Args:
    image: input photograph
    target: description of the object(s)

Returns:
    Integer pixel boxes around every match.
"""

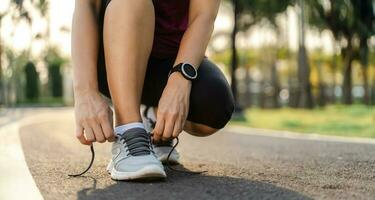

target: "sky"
[0,0,339,58]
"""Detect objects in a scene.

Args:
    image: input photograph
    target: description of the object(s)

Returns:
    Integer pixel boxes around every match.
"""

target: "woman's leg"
[184,121,220,137]
[145,58,235,137]
[103,0,155,126]
[187,59,235,136]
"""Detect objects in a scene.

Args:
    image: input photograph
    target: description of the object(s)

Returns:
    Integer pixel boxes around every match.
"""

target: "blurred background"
[0,0,374,138]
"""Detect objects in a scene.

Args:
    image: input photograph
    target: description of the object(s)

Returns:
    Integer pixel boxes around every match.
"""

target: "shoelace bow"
[69,111,206,177]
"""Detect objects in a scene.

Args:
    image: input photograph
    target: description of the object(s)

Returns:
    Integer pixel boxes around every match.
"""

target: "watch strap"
[168,63,183,77]
[168,63,197,81]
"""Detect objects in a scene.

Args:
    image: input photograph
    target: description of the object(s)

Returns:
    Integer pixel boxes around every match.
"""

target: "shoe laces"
[68,144,95,177]
[119,129,153,156]
[68,134,206,177]
[68,107,206,177]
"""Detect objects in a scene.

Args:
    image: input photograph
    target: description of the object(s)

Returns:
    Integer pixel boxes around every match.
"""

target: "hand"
[74,90,115,145]
[153,73,192,142]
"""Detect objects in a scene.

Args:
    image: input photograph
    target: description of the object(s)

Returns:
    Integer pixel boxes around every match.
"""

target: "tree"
[0,0,27,104]
[24,62,39,100]
[229,0,293,112]
[297,0,314,108]
[33,0,50,46]
[1,0,33,104]
[306,0,374,104]
[48,62,63,97]
[351,0,374,104]
[45,46,66,98]
[231,0,240,112]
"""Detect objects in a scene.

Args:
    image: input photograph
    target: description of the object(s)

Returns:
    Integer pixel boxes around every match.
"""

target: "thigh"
[188,59,235,129]
[97,0,111,98]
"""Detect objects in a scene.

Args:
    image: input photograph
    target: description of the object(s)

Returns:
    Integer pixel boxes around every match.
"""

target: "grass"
[231,105,375,139]
[17,97,66,107]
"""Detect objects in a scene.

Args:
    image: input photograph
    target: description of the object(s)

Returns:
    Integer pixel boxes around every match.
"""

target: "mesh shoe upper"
[111,128,164,173]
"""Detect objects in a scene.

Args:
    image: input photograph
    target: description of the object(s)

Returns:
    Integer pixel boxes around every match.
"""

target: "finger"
[75,124,91,145]
[153,117,165,143]
[172,117,183,138]
[91,121,106,143]
[108,108,114,125]
[181,115,187,130]
[162,116,175,141]
[107,109,116,142]
[100,117,115,142]
[83,125,96,143]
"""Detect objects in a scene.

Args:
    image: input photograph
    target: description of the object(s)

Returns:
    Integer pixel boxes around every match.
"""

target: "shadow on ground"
[76,169,312,200]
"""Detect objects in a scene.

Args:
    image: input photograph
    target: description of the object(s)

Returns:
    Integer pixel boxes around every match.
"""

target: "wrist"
[73,80,98,92]
[73,86,100,97]
[168,72,192,87]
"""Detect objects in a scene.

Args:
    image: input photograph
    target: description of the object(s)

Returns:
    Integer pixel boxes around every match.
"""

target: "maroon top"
[151,0,189,58]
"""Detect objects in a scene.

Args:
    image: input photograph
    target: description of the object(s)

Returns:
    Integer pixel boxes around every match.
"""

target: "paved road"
[17,108,375,199]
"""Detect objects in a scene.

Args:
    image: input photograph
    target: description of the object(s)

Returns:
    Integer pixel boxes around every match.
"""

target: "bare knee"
[184,121,220,137]
[103,0,155,67]
[105,0,154,20]
[108,0,154,8]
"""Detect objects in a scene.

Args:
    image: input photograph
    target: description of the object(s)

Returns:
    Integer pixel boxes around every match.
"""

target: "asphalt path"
[18,108,375,200]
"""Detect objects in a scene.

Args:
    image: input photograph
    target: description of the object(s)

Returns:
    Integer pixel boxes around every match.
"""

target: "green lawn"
[18,97,65,106]
[231,105,375,138]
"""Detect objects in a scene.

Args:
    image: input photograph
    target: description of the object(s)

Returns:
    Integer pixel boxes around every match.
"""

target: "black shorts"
[97,56,235,129]
[96,0,234,129]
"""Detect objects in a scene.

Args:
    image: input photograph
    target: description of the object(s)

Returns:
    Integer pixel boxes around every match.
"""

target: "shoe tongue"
[122,127,148,138]
[121,128,152,156]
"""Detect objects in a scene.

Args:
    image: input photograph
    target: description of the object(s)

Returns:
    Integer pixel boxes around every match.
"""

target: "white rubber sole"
[107,160,166,181]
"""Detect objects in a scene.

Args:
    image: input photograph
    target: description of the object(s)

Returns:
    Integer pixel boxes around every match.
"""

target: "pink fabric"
[151,0,189,58]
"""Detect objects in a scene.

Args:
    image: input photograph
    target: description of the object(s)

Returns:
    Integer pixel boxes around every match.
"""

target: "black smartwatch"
[168,63,198,81]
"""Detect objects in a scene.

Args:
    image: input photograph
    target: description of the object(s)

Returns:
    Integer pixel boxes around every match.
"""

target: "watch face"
[181,63,197,79]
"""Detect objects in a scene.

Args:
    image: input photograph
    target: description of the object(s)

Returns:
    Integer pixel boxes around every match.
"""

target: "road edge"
[0,121,44,200]
[225,125,375,145]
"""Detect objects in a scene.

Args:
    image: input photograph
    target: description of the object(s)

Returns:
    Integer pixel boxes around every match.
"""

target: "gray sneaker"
[106,128,166,181]
[153,140,180,165]
[141,105,180,164]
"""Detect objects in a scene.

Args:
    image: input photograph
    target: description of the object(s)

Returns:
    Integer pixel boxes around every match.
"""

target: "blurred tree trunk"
[297,45,314,108]
[230,0,242,113]
[259,62,280,109]
[297,0,314,109]
[359,38,369,105]
[24,62,39,100]
[48,63,63,97]
[288,76,299,108]
[342,39,354,104]
[316,61,326,106]
[270,62,280,108]
[244,68,252,107]
[330,54,337,103]
[259,79,266,108]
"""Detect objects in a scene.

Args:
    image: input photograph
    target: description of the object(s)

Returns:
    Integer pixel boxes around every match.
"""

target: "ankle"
[115,122,145,136]
[115,112,142,127]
